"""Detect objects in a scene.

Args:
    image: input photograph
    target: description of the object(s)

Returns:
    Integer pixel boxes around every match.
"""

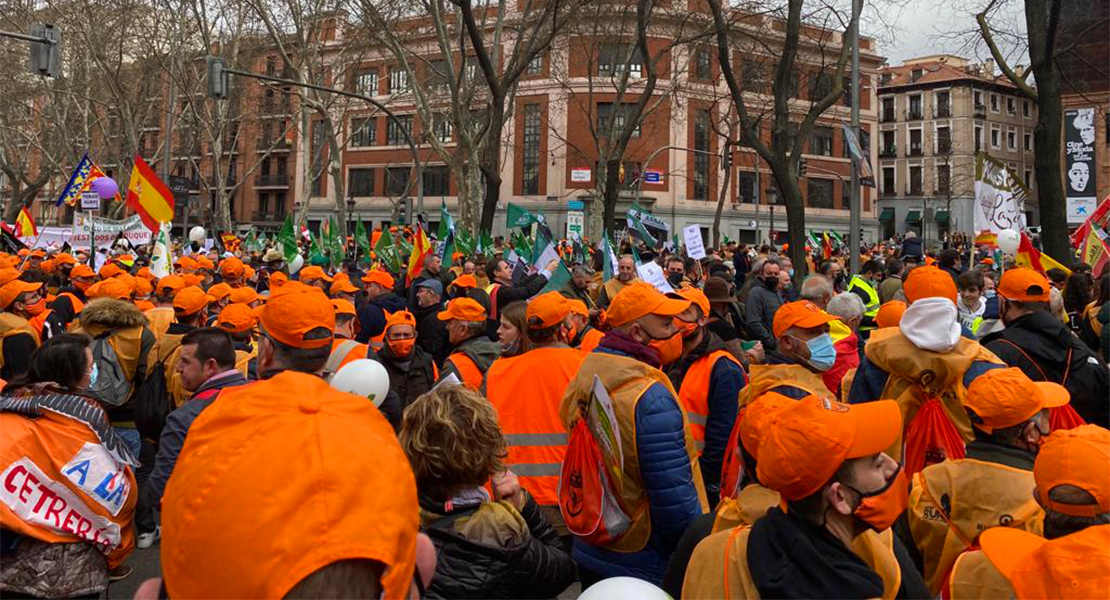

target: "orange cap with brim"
[772,300,837,339]
[99,263,123,279]
[259,281,335,349]
[219,257,245,278]
[676,287,710,317]
[216,303,257,334]
[330,278,359,296]
[133,278,153,296]
[739,392,795,459]
[54,252,76,266]
[157,275,186,296]
[195,256,215,271]
[361,269,395,288]
[174,286,210,315]
[903,266,958,304]
[229,287,259,305]
[70,265,95,279]
[0,269,20,286]
[437,297,487,323]
[757,395,902,501]
[527,291,572,329]
[331,298,356,316]
[183,274,204,287]
[875,300,907,329]
[87,279,131,301]
[243,265,255,280]
[980,526,1110,600]
[207,283,233,301]
[174,256,197,272]
[1034,424,1109,518]
[136,266,155,281]
[567,299,589,317]
[965,367,1069,433]
[1,280,42,310]
[606,281,691,328]
[269,271,288,288]
[452,274,478,289]
[299,266,332,283]
[384,310,417,334]
[998,267,1051,303]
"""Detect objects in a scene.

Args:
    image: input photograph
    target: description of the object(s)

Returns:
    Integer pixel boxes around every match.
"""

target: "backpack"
[87,332,134,407]
[133,360,170,440]
[558,419,631,546]
[904,396,966,478]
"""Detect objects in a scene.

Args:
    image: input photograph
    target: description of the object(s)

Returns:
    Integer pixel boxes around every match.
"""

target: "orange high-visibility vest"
[578,328,604,354]
[55,292,85,318]
[445,352,483,389]
[28,309,51,339]
[326,338,369,375]
[710,483,780,534]
[678,349,744,454]
[487,347,586,507]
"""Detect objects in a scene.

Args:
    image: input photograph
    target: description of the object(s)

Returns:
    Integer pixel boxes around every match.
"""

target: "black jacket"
[414,301,449,365]
[378,343,437,409]
[489,274,548,319]
[421,491,575,599]
[355,292,406,344]
[983,310,1110,427]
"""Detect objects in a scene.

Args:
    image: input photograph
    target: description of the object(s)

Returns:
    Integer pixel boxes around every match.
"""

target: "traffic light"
[401,198,413,225]
[207,56,229,99]
[799,157,808,176]
[721,147,732,170]
[28,24,61,78]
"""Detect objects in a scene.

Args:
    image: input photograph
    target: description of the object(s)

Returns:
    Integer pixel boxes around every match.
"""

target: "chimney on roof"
[1014,65,1025,78]
[983,59,995,76]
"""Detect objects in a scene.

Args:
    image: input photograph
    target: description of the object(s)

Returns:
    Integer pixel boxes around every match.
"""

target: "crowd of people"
[1,229,1108,599]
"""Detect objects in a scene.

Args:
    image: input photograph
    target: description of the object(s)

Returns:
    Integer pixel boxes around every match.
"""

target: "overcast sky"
[866,1,986,66]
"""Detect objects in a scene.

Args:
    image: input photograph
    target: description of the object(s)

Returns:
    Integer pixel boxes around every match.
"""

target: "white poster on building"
[70,214,152,250]
[973,153,1028,233]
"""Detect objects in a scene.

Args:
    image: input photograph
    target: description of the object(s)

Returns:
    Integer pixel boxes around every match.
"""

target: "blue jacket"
[355,292,406,344]
[572,346,707,585]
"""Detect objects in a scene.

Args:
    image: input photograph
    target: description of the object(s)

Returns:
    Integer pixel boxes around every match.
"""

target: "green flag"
[478,230,494,257]
[327,215,343,268]
[601,234,618,280]
[626,204,658,247]
[455,228,474,256]
[511,230,532,259]
[374,227,402,273]
[437,202,454,241]
[278,214,298,262]
[355,220,370,257]
[506,202,538,229]
[828,230,845,246]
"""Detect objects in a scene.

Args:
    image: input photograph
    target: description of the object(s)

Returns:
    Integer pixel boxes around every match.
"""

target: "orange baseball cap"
[1,280,42,309]
[16,249,29,257]
[195,256,215,271]
[606,281,691,328]
[174,286,210,315]
[903,265,958,304]
[1034,424,1109,518]
[87,278,131,301]
[980,257,995,266]
[243,265,256,280]
[159,374,418,599]
[0,269,19,286]
[70,264,95,279]
[965,368,1069,433]
[229,287,259,305]
[384,310,417,333]
[29,249,46,258]
[567,299,589,317]
[332,298,356,316]
[259,281,335,349]
[361,270,395,288]
[99,263,123,279]
[133,277,153,296]
[216,303,257,334]
[157,275,186,296]
[54,252,76,266]
[38,259,55,274]
[136,266,155,281]
[270,271,288,288]
[299,266,332,283]
[875,300,907,329]
[330,278,359,296]
[219,257,245,278]
[207,282,233,301]
[452,274,478,289]
[757,395,902,501]
[183,274,204,287]
[739,392,795,459]
[998,268,1051,303]
[437,297,487,323]
[980,526,1109,600]
[174,256,197,271]
[772,300,837,339]
[526,291,572,329]
[676,287,710,317]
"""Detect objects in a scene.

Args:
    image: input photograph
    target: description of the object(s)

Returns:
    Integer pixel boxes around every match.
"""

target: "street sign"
[644,170,663,185]
[566,211,584,240]
[570,168,591,183]
[168,176,193,201]
[81,191,100,210]
[568,200,584,210]
[747,219,757,228]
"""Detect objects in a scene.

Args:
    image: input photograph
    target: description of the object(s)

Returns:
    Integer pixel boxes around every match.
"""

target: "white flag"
[150,223,173,279]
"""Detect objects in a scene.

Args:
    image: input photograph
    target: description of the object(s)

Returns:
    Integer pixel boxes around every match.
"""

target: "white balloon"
[996,228,1021,256]
[578,578,672,600]
[188,226,206,243]
[329,359,390,407]
[288,253,304,274]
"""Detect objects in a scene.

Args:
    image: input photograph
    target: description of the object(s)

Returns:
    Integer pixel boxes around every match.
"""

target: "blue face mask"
[796,333,836,372]
[788,269,795,278]
[88,362,99,388]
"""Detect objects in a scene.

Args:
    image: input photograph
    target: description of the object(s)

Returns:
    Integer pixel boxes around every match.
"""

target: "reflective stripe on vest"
[325,339,362,376]
[677,350,743,455]
[447,352,484,389]
[848,275,881,317]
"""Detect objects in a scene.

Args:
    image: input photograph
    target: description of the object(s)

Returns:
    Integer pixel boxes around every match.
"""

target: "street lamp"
[766,187,779,246]
[346,197,356,260]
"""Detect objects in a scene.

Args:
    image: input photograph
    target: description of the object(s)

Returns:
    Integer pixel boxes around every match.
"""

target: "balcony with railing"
[906,107,923,120]
[880,109,896,123]
[251,210,288,225]
[974,104,986,119]
[256,138,292,153]
[934,104,951,118]
[255,174,289,188]
[879,145,897,158]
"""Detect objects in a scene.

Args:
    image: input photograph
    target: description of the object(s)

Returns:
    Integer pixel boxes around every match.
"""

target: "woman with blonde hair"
[400,384,574,599]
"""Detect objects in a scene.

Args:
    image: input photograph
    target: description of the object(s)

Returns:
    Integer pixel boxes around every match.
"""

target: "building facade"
[877,55,1039,241]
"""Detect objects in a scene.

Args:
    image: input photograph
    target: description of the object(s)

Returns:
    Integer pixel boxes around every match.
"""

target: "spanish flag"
[1015,232,1072,276]
[126,155,175,233]
[15,206,37,237]
[406,224,432,286]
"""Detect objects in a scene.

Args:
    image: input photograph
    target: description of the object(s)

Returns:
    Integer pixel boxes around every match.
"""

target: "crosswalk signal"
[28,24,61,78]
[207,56,229,99]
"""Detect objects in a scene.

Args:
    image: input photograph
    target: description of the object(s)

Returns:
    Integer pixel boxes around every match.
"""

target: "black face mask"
[668,272,684,286]
[763,276,779,290]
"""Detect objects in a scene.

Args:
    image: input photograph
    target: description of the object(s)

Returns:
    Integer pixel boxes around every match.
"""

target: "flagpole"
[15,227,48,271]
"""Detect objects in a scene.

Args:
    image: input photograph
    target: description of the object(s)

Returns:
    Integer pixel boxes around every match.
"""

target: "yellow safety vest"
[848,275,881,319]
[738,363,833,407]
[711,484,781,534]
[908,458,1043,594]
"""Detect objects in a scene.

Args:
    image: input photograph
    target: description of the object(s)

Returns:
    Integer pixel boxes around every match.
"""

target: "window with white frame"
[388,67,410,94]
[432,114,452,143]
[1023,132,1032,151]
[1007,128,1017,150]
[991,125,1001,149]
[354,69,378,97]
[1023,100,1031,118]
[1024,168,1034,188]
[990,93,999,112]
[1007,97,1016,115]
[350,117,376,148]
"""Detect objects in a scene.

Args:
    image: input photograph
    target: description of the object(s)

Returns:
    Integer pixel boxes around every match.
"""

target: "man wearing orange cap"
[298,265,332,292]
[666,287,747,500]
[683,396,928,599]
[205,282,234,325]
[945,425,1110,600]
[436,296,500,388]
[486,292,586,526]
[355,269,406,345]
[158,280,428,599]
[0,280,45,380]
[847,266,1006,473]
[152,286,212,411]
[218,256,245,288]
[905,368,1070,594]
[875,299,907,329]
[982,267,1109,426]
[329,276,359,304]
[737,300,838,408]
[376,309,438,409]
[325,299,370,377]
[567,298,604,353]
[215,302,259,380]
[49,264,95,328]
[559,281,707,585]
